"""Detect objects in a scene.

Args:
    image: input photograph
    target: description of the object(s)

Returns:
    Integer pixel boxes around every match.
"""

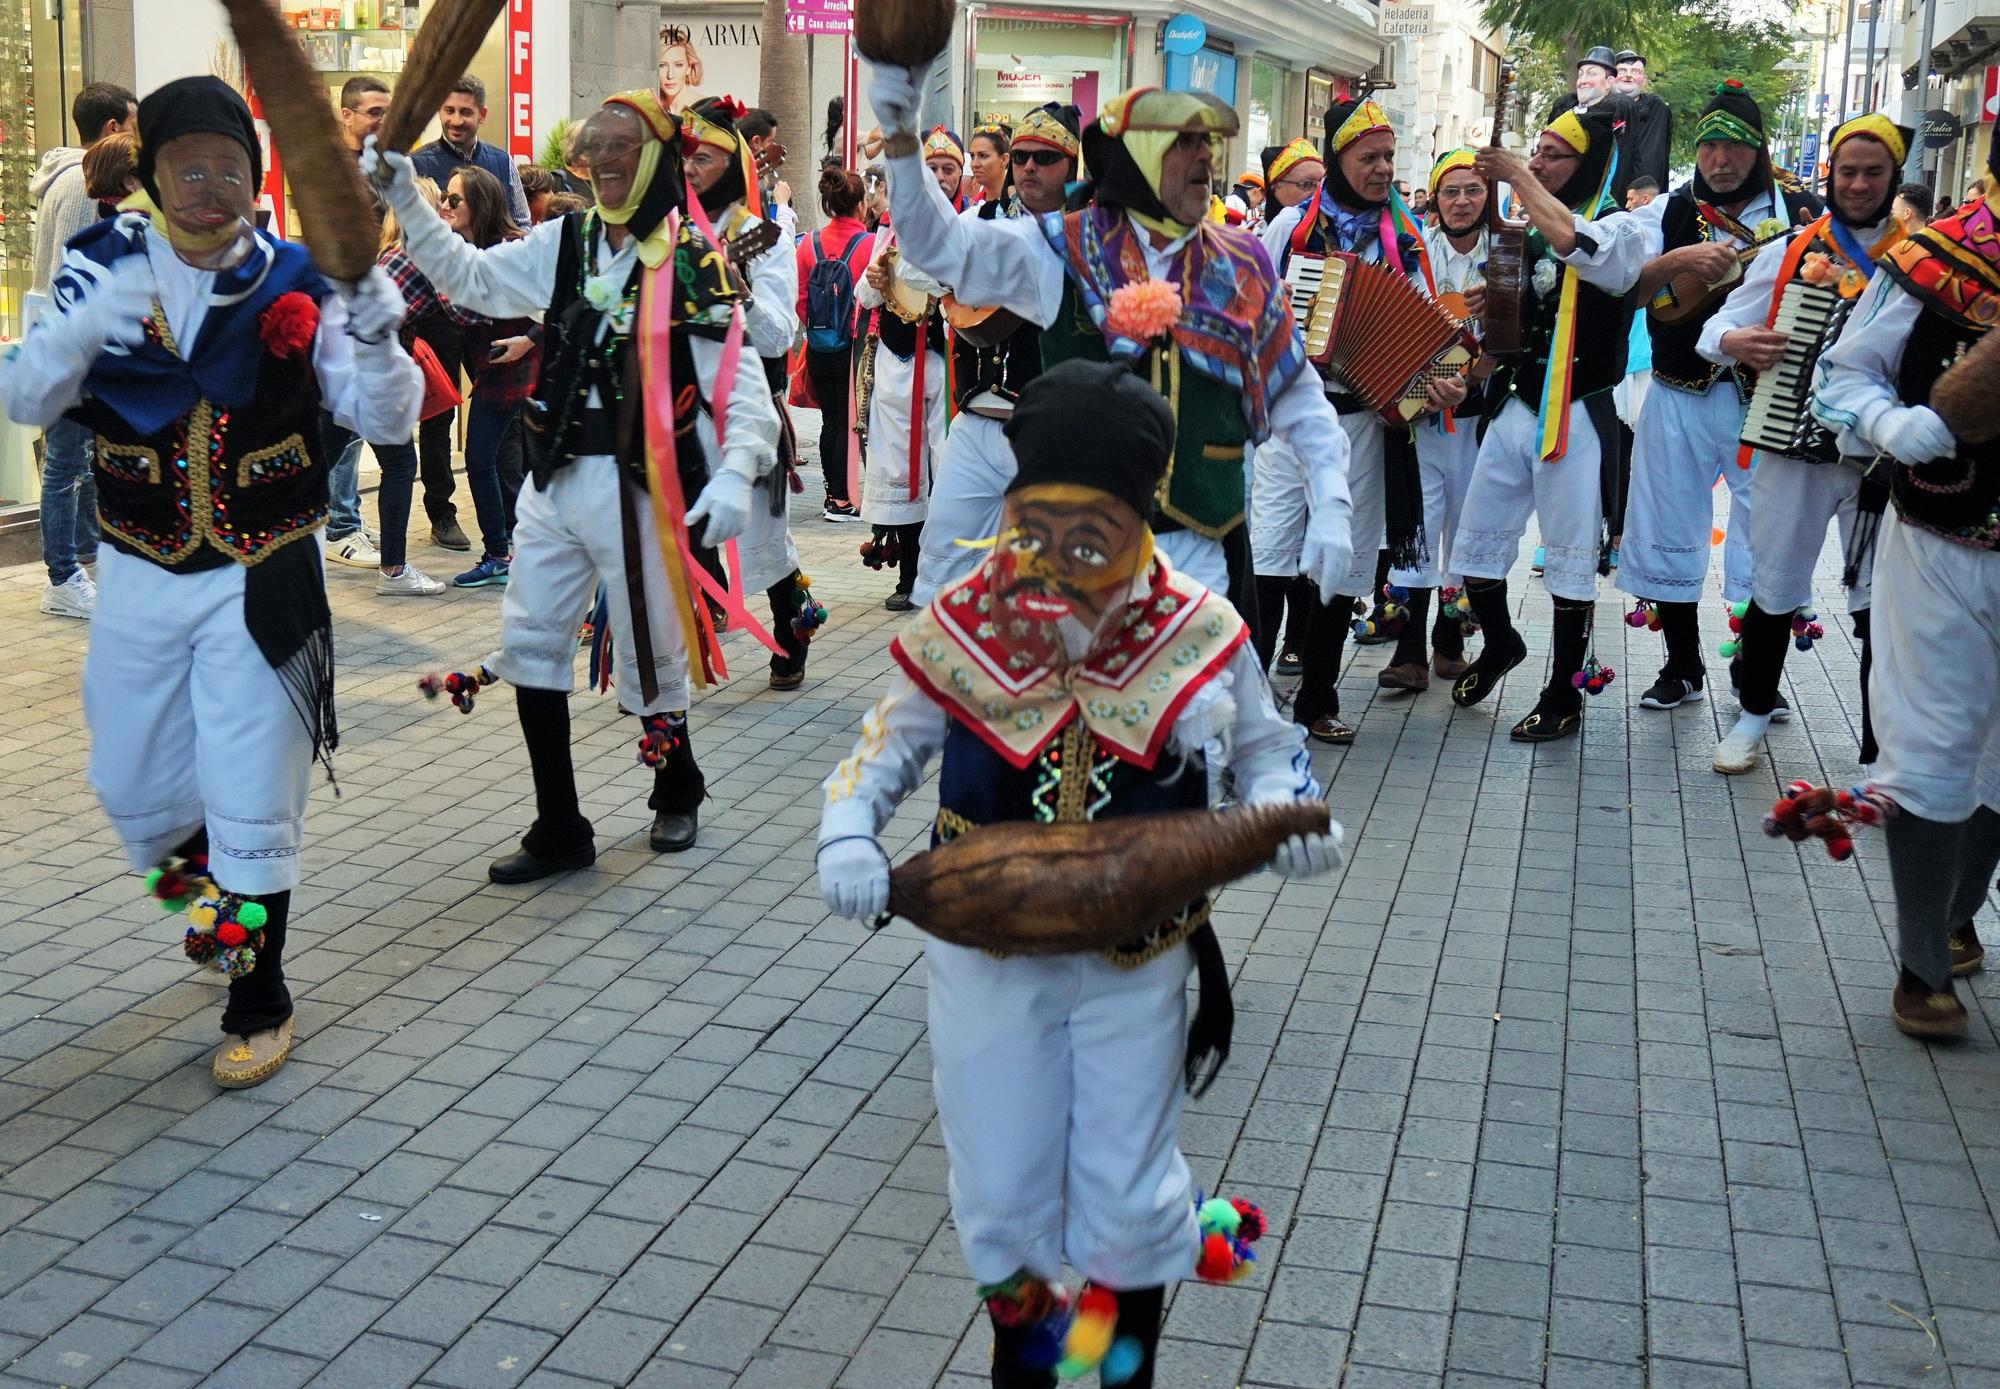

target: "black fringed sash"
[243,537,337,785]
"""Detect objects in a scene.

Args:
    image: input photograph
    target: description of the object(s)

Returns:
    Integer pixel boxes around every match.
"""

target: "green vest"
[1041,278,1249,539]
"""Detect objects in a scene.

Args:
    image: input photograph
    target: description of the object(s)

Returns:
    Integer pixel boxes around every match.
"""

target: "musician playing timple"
[1620,82,1823,714]
[1262,98,1468,744]
[363,91,781,878]
[861,61,1355,637]
[1809,122,2000,1037]
[1447,108,1647,743]
[1705,116,1910,777]
[857,129,964,610]
[681,97,816,691]
[912,102,1081,604]
[1376,148,1502,692]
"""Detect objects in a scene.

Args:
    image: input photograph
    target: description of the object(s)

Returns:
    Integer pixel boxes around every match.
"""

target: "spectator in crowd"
[861,164,887,230]
[29,79,136,620]
[1410,185,1428,218]
[1625,174,1661,210]
[322,73,396,571]
[517,163,557,223]
[797,166,874,520]
[439,166,539,590]
[1895,181,1934,231]
[966,122,1011,202]
[81,132,139,216]
[542,191,587,218]
[412,75,532,229]
[369,176,451,596]
[1939,191,1958,220]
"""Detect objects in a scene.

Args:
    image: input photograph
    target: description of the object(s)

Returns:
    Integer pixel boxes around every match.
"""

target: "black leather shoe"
[651,808,699,852]
[489,840,594,884]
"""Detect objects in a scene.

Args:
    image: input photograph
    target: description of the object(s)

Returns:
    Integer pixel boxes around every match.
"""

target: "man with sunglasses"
[865,63,1352,635]
[1260,96,1465,743]
[912,102,1082,602]
[364,89,780,876]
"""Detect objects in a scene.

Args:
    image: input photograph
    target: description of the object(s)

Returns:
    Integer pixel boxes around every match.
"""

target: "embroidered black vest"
[72,328,327,574]
[1893,306,2000,549]
[935,719,1211,965]
[1498,229,1635,408]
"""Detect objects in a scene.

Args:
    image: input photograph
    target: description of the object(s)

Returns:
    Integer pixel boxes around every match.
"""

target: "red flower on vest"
[258,291,319,360]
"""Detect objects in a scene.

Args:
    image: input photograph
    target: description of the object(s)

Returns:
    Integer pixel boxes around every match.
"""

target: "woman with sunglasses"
[439,165,539,589]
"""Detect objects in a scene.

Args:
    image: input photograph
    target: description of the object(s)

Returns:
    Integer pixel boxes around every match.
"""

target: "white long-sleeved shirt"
[1811,269,1926,458]
[880,145,1349,519]
[391,196,780,484]
[1698,215,1891,367]
[820,639,1319,846]
[1,226,421,445]
[734,208,799,361]
[1630,183,1779,278]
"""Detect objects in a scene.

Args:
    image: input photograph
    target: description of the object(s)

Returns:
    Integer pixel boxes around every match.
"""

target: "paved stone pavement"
[0,446,1995,1389]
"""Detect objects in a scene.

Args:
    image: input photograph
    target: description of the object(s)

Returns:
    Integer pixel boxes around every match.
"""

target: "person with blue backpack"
[796,166,875,520]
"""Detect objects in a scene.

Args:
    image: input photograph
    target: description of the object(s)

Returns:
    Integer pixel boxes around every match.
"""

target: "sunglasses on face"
[1011,148,1065,167]
[442,193,465,208]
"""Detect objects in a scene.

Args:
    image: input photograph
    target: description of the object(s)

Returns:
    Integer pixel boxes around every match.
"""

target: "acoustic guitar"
[1479,59,1525,358]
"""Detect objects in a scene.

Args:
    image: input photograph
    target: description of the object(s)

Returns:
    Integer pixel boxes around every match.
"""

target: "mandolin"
[1649,202,1791,324]
[1479,58,1525,358]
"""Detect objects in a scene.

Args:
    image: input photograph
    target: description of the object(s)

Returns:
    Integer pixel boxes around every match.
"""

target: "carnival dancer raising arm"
[1441,107,1648,744]
[0,77,421,1089]
[863,59,1353,626]
[1701,115,1907,777]
[364,89,780,877]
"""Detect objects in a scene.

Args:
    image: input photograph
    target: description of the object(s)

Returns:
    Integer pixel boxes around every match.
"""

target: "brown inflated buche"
[217,0,379,282]
[1930,326,2000,444]
[887,801,1331,953]
[853,0,955,70]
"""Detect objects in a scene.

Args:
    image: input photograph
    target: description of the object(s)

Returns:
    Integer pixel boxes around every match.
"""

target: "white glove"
[339,265,406,345]
[1298,447,1354,603]
[686,468,756,547]
[1875,404,1955,466]
[1272,823,1345,879]
[360,136,419,210]
[51,255,154,362]
[865,61,926,142]
[818,836,891,919]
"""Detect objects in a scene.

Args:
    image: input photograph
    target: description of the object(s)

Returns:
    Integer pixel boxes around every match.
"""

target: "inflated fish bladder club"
[1930,326,2000,445]
[852,0,955,69]
[887,801,1331,953]
[217,0,379,281]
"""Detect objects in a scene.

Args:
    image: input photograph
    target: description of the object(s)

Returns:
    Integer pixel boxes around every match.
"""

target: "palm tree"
[757,0,814,227]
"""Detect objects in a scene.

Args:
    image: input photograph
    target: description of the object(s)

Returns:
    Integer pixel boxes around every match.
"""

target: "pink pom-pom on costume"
[1104,280,1184,343]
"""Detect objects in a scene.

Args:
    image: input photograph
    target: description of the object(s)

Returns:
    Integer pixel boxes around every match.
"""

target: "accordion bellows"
[1294,253,1471,423]
[886,800,1332,953]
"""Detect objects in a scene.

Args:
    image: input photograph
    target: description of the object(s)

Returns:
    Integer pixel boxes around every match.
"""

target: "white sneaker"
[1712,724,1764,775]
[40,568,95,619]
[328,533,382,568]
[376,564,445,597]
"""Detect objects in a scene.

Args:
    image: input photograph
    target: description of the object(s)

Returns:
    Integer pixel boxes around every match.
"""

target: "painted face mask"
[983,486,1152,668]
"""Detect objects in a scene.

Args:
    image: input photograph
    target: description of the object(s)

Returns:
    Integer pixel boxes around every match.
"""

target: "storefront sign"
[659,15,766,110]
[507,0,533,160]
[1921,107,1960,149]
[1165,46,1236,102]
[1984,64,2000,123]
[1379,3,1434,38]
[1162,12,1206,55]
[993,68,1078,102]
[784,0,850,37]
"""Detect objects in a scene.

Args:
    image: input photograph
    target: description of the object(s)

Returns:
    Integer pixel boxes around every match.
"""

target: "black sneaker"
[1639,675,1705,710]
[823,500,861,522]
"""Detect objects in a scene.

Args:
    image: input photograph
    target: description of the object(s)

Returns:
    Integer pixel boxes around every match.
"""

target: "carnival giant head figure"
[1320,96,1395,210]
[988,359,1172,667]
[1082,88,1239,234]
[1575,47,1617,108]
[135,76,262,266]
[1614,51,1647,98]
[1693,80,1772,206]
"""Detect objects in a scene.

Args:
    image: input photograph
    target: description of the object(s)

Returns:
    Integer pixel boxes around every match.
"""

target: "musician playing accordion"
[1261,98,1469,745]
[1621,83,1823,713]
[1809,122,2000,1039]
[1446,107,1649,743]
[1703,115,1910,777]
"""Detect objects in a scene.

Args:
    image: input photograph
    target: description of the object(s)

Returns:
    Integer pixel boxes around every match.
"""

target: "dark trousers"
[373,438,421,571]
[806,346,855,503]
[464,399,516,559]
[222,894,292,1036]
[768,569,809,677]
[416,325,463,525]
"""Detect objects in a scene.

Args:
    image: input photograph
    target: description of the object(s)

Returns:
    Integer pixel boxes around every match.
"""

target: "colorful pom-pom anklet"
[1195,1192,1267,1284]
[637,714,684,768]
[145,850,213,914]
[419,662,499,714]
[1762,780,1896,862]
[1352,583,1410,641]
[182,886,268,978]
[791,573,830,643]
[1438,586,1479,636]
[1626,599,1661,631]
[1571,654,1616,696]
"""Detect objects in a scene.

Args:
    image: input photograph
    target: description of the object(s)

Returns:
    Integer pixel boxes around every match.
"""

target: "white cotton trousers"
[926,937,1199,1289]
[1452,397,1606,603]
[1618,379,1755,604]
[1249,438,1310,581]
[862,344,948,527]
[1394,416,1481,589]
[1747,452,1873,616]
[84,547,315,895]
[913,411,1012,606]
[1334,410,1386,597]
[1867,511,2000,822]
[496,452,690,716]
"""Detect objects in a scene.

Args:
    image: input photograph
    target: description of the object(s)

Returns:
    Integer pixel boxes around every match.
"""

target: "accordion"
[1289,251,1474,425]
[1739,281,1850,466]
